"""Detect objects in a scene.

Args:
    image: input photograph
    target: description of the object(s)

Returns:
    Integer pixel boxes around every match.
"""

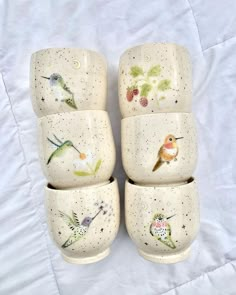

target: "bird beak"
[41,76,50,80]
[175,137,184,140]
[167,214,176,220]
[72,145,81,154]
[92,209,102,220]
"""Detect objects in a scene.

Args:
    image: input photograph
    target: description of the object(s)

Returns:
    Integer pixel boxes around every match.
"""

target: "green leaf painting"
[130,66,144,77]
[74,171,92,176]
[147,65,161,77]
[158,79,171,91]
[140,83,152,97]
[74,158,102,177]
[126,64,173,107]
[95,159,102,173]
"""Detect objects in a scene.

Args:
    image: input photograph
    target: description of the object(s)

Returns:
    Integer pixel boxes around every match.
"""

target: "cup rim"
[31,47,107,64]
[46,177,116,193]
[120,42,189,60]
[126,177,195,189]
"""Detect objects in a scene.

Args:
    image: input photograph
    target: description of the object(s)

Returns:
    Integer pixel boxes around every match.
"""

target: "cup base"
[61,248,110,265]
[138,247,191,264]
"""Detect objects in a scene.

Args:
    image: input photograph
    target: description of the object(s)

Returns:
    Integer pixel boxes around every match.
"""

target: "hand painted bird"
[59,207,103,248]
[152,134,183,172]
[42,73,77,109]
[47,134,81,165]
[150,213,176,249]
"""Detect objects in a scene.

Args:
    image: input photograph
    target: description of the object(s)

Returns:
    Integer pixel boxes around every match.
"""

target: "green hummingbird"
[42,73,77,109]
[150,213,176,249]
[59,206,104,248]
[47,134,81,165]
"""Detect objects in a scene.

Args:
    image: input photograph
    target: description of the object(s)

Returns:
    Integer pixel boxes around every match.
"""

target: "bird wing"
[72,211,80,226]
[63,84,73,95]
[53,134,63,144]
[63,84,77,109]
[47,149,59,165]
[47,137,60,147]
[163,224,176,249]
[176,147,179,157]
[149,223,154,236]
[157,145,164,158]
[59,211,76,230]
[152,146,164,171]
[47,145,68,165]
[166,223,172,237]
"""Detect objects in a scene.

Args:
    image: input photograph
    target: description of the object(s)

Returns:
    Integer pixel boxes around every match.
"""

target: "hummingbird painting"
[47,134,81,165]
[152,134,183,172]
[150,213,176,249]
[59,206,104,248]
[42,73,77,109]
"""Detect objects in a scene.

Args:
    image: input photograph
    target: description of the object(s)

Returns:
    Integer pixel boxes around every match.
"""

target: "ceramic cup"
[119,43,192,118]
[38,110,116,189]
[45,177,120,264]
[30,48,107,117]
[125,178,199,263]
[121,113,197,185]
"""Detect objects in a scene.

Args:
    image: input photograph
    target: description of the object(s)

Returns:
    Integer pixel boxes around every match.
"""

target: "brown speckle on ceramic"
[38,110,116,189]
[45,178,120,264]
[30,48,107,117]
[121,113,197,185]
[119,43,192,118]
[125,178,199,263]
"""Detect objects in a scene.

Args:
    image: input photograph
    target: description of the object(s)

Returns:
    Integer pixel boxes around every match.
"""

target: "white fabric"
[1,0,236,294]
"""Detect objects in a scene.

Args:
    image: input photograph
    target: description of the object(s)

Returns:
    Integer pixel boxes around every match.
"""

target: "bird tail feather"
[61,235,75,248]
[158,238,176,249]
[47,153,54,165]
[152,158,163,172]
[65,95,77,109]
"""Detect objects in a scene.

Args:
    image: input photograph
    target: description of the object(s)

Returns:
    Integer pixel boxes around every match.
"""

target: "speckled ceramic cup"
[125,178,199,263]
[121,113,197,185]
[38,110,116,189]
[119,43,192,118]
[30,48,107,117]
[45,177,120,264]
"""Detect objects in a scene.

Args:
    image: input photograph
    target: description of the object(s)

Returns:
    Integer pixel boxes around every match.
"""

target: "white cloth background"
[0,1,236,294]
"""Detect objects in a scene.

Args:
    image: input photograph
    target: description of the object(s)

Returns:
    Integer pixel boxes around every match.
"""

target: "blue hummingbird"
[42,73,77,109]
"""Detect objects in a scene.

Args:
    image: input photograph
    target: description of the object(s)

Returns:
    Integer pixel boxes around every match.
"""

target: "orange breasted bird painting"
[152,134,183,172]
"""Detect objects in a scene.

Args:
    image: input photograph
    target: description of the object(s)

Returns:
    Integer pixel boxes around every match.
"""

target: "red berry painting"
[133,88,139,95]
[139,97,148,107]
[125,65,172,108]
[126,88,134,102]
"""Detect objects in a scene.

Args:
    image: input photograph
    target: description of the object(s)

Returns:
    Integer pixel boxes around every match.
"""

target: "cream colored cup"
[125,178,199,263]
[121,113,197,185]
[30,48,107,117]
[38,110,116,189]
[45,177,120,264]
[119,43,192,117]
